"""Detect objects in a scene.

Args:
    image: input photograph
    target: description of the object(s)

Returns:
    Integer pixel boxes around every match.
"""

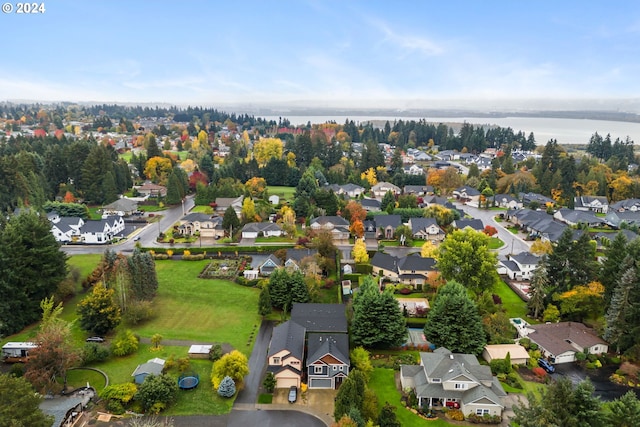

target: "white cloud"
[367,17,444,57]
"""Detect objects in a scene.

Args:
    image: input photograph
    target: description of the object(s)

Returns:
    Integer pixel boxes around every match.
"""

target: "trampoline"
[178,373,200,390]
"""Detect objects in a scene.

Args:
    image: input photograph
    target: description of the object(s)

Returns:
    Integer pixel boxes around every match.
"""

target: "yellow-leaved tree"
[556,281,605,322]
[277,206,296,237]
[241,198,257,224]
[245,177,267,199]
[253,137,283,166]
[361,167,377,186]
[530,239,553,256]
[420,241,439,259]
[144,156,173,185]
[352,238,369,263]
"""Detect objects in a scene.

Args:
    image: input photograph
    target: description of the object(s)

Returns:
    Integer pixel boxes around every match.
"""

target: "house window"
[476,409,490,415]
[333,366,337,371]
[314,366,323,374]
[454,383,467,390]
[272,357,280,364]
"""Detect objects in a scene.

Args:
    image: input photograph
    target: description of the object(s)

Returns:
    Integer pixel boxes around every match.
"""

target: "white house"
[499,252,540,281]
[2,342,37,360]
[79,216,125,244]
[574,196,609,214]
[241,222,283,239]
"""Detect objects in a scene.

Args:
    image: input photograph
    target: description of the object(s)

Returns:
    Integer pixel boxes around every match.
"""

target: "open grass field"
[136,260,261,353]
[267,186,296,202]
[191,205,214,214]
[369,368,455,426]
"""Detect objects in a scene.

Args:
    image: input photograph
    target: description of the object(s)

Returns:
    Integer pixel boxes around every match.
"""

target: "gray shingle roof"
[374,214,402,229]
[290,303,347,333]
[307,333,350,368]
[268,320,306,362]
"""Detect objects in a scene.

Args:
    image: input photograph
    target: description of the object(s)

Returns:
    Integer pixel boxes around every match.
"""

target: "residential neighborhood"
[2,102,640,427]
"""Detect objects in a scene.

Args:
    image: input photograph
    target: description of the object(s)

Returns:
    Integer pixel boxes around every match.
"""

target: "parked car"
[133,236,141,241]
[445,401,460,409]
[288,386,297,403]
[538,358,555,373]
[86,336,105,343]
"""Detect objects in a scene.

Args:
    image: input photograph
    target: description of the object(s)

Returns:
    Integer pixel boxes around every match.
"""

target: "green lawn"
[65,368,107,389]
[488,237,504,250]
[380,240,424,248]
[68,254,102,279]
[369,368,455,426]
[137,260,261,353]
[493,280,535,323]
[255,236,295,243]
[267,186,296,202]
[192,205,214,214]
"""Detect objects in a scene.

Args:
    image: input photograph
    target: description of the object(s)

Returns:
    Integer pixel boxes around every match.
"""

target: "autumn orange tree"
[25,298,80,394]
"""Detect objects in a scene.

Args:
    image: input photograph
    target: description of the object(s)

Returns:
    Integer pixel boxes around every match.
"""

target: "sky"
[2,0,640,109]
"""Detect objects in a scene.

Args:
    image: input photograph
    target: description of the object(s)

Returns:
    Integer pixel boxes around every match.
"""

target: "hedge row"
[141,244,294,255]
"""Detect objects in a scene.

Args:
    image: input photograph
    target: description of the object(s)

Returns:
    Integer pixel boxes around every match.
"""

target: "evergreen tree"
[77,283,122,335]
[127,249,158,301]
[334,370,366,421]
[217,376,236,398]
[600,231,628,304]
[165,170,184,205]
[424,281,486,355]
[258,285,272,316]
[378,402,401,427]
[606,391,640,427]
[604,260,636,353]
[222,205,240,236]
[102,170,119,204]
[527,262,548,319]
[0,212,68,336]
[351,276,407,348]
[0,373,54,427]
[380,191,396,213]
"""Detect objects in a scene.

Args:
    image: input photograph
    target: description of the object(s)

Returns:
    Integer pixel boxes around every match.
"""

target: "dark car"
[538,358,555,373]
[288,386,297,403]
[86,336,105,343]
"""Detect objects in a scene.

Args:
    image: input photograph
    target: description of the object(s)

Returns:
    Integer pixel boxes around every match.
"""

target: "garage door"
[277,377,299,388]
[309,378,332,389]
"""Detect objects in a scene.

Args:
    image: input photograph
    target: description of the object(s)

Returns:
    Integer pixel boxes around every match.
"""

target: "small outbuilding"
[482,344,530,365]
[2,342,37,362]
[188,345,213,359]
[132,357,165,384]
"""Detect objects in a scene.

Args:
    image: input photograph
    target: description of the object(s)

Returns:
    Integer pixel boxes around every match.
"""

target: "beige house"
[520,322,608,364]
[401,347,506,417]
[482,344,530,365]
[372,181,401,200]
[267,320,305,388]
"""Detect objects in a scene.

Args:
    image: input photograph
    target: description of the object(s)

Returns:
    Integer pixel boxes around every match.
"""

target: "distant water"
[263,115,640,145]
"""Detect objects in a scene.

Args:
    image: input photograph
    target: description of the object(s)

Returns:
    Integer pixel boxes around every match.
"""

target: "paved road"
[453,201,531,256]
[228,409,327,427]
[61,196,195,256]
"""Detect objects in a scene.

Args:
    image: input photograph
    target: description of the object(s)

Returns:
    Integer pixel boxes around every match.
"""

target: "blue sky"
[2,0,640,107]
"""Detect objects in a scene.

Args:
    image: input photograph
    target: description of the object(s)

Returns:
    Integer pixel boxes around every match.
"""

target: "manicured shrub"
[111,329,139,357]
[217,376,236,398]
[447,409,464,421]
[532,367,547,378]
[262,372,276,393]
[123,301,155,325]
[82,342,110,364]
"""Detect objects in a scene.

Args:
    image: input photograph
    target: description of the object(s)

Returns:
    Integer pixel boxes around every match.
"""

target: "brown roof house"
[520,322,608,364]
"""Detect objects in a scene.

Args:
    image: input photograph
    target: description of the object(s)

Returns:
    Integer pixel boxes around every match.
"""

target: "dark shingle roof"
[290,303,347,333]
[374,214,402,229]
[307,333,350,367]
[268,320,306,361]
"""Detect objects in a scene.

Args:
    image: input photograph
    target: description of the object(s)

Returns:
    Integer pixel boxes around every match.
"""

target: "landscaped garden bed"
[198,256,252,280]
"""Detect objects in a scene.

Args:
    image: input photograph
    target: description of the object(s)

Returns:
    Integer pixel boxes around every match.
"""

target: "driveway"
[553,363,638,401]
[234,320,274,405]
